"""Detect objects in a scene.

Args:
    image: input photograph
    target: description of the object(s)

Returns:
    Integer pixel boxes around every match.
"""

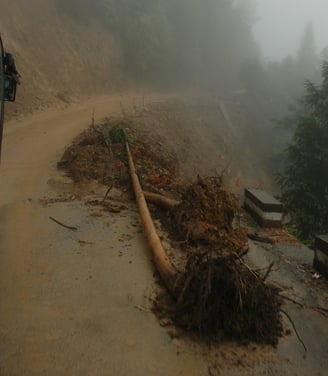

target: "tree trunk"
[125,142,178,293]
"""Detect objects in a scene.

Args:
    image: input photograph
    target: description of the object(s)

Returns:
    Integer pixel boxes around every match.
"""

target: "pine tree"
[277,62,328,239]
[297,22,318,79]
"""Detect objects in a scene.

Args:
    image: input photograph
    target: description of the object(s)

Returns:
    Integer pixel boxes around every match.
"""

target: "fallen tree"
[126,142,283,345]
[126,142,178,292]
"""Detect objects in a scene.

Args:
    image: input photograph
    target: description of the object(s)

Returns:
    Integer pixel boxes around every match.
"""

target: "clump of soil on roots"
[170,176,248,253]
[172,251,283,346]
[154,177,283,346]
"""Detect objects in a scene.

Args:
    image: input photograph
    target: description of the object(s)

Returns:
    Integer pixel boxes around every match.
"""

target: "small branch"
[279,294,304,308]
[263,262,274,281]
[280,295,328,317]
[308,306,328,317]
[91,108,95,128]
[248,232,274,244]
[238,247,249,259]
[90,109,112,154]
[49,216,78,231]
[144,191,180,210]
[281,309,307,356]
[233,252,261,281]
[173,239,189,245]
[134,305,151,313]
[78,239,94,245]
[102,183,114,203]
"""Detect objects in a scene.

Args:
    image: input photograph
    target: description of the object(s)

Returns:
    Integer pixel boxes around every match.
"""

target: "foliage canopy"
[277,62,328,239]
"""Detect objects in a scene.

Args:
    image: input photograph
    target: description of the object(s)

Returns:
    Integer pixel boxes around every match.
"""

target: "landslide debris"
[151,177,282,346]
[171,250,283,346]
[170,176,248,253]
[58,118,178,193]
[58,115,283,346]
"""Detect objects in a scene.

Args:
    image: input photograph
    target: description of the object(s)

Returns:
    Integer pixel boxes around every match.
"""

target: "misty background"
[2,0,327,111]
[0,0,326,237]
[254,0,328,60]
[1,0,326,180]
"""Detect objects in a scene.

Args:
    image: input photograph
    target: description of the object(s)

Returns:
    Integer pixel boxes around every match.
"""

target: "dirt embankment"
[0,0,122,118]
[0,0,278,190]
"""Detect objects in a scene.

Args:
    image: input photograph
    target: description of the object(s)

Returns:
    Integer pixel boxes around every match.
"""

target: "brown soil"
[170,176,248,251]
[58,115,180,194]
[0,0,122,119]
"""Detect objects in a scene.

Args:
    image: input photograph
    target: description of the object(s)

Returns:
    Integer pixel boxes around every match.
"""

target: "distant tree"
[297,22,318,79]
[277,62,328,239]
[320,46,328,64]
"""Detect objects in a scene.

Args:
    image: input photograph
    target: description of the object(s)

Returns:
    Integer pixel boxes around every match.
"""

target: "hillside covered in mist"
[0,0,120,116]
[2,0,323,116]
[1,0,262,116]
[1,0,326,239]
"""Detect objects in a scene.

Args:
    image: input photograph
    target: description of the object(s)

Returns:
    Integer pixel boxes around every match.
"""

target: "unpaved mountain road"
[0,94,327,376]
[0,94,211,376]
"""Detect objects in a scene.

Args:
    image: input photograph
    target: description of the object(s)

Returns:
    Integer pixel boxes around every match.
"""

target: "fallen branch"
[78,239,94,245]
[102,183,114,203]
[280,294,328,317]
[248,232,273,244]
[144,191,180,210]
[263,262,275,282]
[90,109,112,154]
[49,216,78,231]
[281,309,307,356]
[309,306,328,317]
[279,294,304,308]
[134,305,151,313]
[126,142,283,344]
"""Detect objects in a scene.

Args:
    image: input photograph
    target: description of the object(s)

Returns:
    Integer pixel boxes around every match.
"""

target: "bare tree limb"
[49,216,77,231]
[281,309,307,356]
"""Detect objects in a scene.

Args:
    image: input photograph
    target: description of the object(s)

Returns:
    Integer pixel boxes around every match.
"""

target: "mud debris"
[58,118,178,194]
[59,117,283,347]
[169,176,248,253]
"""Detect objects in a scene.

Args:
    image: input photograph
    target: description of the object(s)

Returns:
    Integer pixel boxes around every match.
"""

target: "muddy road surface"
[0,94,327,375]
[0,94,211,375]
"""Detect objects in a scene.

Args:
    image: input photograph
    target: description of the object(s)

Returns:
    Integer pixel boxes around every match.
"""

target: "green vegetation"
[283,224,314,248]
[108,125,127,144]
[277,62,328,240]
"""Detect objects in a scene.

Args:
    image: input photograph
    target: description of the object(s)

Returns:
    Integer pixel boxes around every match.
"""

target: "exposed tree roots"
[170,251,283,346]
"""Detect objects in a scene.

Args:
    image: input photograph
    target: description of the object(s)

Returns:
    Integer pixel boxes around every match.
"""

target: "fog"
[254,0,328,60]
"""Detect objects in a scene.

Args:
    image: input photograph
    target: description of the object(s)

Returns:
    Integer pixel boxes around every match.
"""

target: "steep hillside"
[0,0,278,191]
[0,0,121,117]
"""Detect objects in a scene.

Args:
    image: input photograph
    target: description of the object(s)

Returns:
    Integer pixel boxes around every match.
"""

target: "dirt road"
[0,94,220,376]
[0,95,327,375]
